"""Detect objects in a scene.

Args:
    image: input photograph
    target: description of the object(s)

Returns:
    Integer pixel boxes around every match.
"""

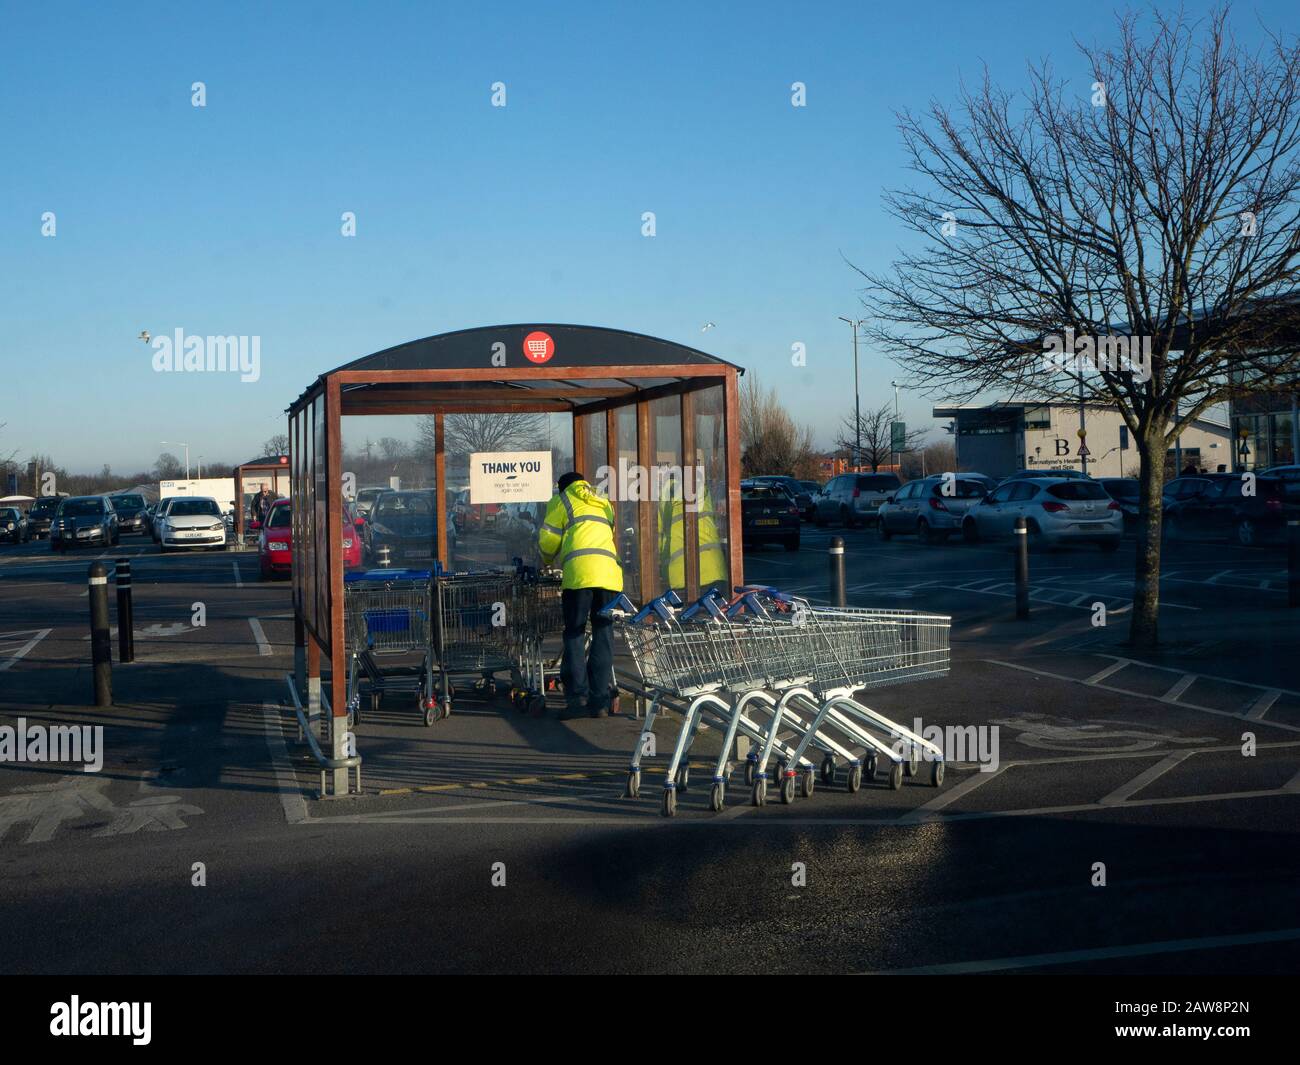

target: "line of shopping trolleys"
[343,561,563,726]
[599,585,951,816]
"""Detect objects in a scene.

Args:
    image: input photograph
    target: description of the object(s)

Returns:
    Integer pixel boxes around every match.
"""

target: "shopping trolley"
[431,568,519,713]
[344,569,440,726]
[508,564,565,715]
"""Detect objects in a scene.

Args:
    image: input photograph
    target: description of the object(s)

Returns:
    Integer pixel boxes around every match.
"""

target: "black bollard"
[115,559,134,663]
[1014,516,1030,620]
[829,535,847,608]
[88,561,113,706]
[1289,520,1299,609]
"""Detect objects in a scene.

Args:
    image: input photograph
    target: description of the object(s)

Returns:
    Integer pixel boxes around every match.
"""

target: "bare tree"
[859,6,1300,648]
[740,374,821,479]
[835,402,927,472]
[262,433,290,457]
[418,413,545,457]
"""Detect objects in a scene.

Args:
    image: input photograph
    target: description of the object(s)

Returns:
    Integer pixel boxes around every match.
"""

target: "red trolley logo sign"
[522,331,555,364]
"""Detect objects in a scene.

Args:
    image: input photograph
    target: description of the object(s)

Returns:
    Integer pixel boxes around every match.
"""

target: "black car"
[740,480,800,551]
[26,496,62,540]
[749,475,816,521]
[364,490,439,566]
[1098,477,1140,532]
[0,506,28,544]
[1164,475,1298,546]
[51,496,120,551]
[108,493,148,535]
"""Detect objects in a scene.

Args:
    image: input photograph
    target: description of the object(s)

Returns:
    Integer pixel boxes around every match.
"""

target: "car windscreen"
[29,499,59,517]
[61,500,105,518]
[0,509,18,520]
[930,480,987,498]
[168,500,221,517]
[375,494,435,521]
[267,505,292,528]
[112,495,145,511]
[857,475,900,490]
[1048,482,1109,500]
[741,486,785,501]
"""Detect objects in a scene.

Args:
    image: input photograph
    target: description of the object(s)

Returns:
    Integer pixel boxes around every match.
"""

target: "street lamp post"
[162,441,191,480]
[838,317,862,469]
[890,379,901,471]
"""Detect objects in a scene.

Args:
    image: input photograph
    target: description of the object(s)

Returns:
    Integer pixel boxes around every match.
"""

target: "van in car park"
[877,474,989,543]
[813,472,901,528]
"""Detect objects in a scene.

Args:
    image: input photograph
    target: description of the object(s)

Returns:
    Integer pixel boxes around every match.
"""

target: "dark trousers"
[560,587,617,710]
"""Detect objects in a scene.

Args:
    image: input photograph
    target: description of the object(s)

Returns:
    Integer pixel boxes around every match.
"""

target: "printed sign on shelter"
[469,452,553,504]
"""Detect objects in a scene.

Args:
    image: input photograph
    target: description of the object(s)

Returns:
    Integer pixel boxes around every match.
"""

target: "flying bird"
[138,330,151,343]
[700,322,716,332]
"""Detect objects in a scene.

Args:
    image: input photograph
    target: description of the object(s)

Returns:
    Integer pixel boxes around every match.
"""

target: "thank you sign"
[469,452,553,504]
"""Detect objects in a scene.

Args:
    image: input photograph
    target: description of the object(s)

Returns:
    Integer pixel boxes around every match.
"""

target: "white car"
[158,496,227,552]
[963,476,1122,550]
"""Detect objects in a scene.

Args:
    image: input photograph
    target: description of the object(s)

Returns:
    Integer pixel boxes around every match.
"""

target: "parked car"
[749,475,816,521]
[813,472,902,528]
[341,502,363,568]
[364,490,438,566]
[996,468,1090,485]
[51,496,120,551]
[877,474,988,544]
[354,486,388,519]
[149,497,182,542]
[1164,474,1298,546]
[107,493,148,535]
[26,496,62,540]
[258,500,361,579]
[1161,473,1238,510]
[1097,477,1141,532]
[157,496,227,552]
[963,476,1122,550]
[0,506,29,544]
[740,480,800,550]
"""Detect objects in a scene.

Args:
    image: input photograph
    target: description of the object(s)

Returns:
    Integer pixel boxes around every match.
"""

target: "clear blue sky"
[1,0,1292,473]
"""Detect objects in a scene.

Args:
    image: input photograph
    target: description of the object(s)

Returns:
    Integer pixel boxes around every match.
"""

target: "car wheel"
[814,513,827,528]
[1164,516,1180,542]
[1026,521,1044,550]
[878,517,892,541]
[1238,519,1256,547]
[918,519,935,544]
[839,505,854,528]
[783,536,799,552]
[1100,538,1121,552]
[962,520,979,544]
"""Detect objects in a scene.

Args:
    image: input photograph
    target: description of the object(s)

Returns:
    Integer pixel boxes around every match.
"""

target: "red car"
[258,501,362,580]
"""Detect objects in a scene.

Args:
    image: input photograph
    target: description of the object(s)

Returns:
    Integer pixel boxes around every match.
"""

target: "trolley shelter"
[286,324,746,759]
[233,455,291,540]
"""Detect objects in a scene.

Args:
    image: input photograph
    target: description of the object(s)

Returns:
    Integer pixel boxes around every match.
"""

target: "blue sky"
[1,0,1293,472]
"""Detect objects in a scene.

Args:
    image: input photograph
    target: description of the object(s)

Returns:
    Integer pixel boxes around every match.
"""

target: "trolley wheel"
[709,782,725,812]
[773,759,786,782]
[820,755,835,786]
[526,694,547,718]
[930,760,945,788]
[888,761,903,790]
[799,768,815,799]
[661,789,677,818]
[675,764,690,792]
[744,760,756,787]
[846,763,863,794]
[751,778,767,806]
[904,748,919,777]
[865,753,878,780]
[780,775,796,805]
[625,769,641,799]
[423,702,439,727]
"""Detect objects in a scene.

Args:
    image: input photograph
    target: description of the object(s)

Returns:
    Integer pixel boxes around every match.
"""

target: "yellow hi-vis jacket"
[538,480,623,592]
[658,476,728,589]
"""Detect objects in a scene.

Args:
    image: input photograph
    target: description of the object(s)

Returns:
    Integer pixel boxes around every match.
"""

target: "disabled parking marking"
[989,712,1217,753]
[0,628,51,671]
[0,775,203,844]
[1098,751,1193,805]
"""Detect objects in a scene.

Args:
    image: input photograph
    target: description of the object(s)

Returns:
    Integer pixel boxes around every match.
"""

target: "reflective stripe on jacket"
[538,480,623,592]
[658,477,727,589]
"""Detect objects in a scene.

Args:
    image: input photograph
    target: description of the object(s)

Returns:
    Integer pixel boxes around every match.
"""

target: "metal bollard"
[829,535,847,608]
[1289,520,1300,609]
[88,561,113,706]
[1014,516,1030,620]
[115,559,134,663]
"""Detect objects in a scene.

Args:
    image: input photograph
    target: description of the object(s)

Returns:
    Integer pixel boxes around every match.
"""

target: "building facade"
[932,402,1231,479]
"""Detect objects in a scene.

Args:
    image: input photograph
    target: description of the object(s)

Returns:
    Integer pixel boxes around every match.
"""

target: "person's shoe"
[559,706,587,721]
[588,705,609,718]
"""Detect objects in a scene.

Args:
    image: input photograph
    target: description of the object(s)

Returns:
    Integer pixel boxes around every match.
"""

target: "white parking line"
[1160,673,1198,703]
[1083,658,1130,685]
[1245,690,1282,721]
[1099,751,1192,806]
[248,618,272,656]
[262,705,310,824]
[898,765,1006,822]
[0,628,52,671]
[231,561,244,588]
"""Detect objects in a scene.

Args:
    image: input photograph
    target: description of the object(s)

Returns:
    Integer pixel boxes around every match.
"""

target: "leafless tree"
[418,413,545,457]
[740,374,821,479]
[858,6,1300,648]
[262,433,290,457]
[835,402,927,472]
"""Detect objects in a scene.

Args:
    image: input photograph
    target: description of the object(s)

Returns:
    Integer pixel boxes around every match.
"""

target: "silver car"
[963,476,1121,550]
[877,474,989,543]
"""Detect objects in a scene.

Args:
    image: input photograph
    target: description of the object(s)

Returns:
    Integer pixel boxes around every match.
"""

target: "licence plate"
[754,519,779,526]
[408,548,431,558]
[1079,523,1106,530]
[181,530,203,537]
